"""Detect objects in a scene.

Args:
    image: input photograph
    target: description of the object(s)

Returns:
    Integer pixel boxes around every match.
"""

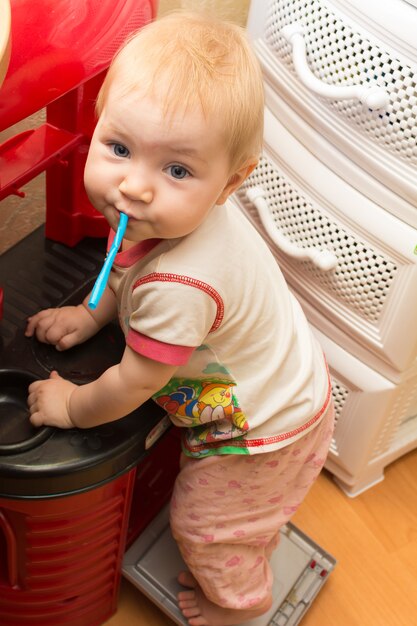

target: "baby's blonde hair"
[96,11,264,172]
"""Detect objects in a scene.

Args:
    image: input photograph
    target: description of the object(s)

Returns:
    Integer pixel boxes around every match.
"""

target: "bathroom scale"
[123,504,336,626]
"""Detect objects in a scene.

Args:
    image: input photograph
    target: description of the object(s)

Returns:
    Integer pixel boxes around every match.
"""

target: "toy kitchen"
[0,0,416,625]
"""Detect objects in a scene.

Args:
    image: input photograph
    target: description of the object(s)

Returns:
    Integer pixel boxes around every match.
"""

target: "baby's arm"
[25,285,117,351]
[28,345,177,429]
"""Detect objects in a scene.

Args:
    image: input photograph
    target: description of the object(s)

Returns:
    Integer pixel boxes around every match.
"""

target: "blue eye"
[112,143,130,158]
[169,165,189,179]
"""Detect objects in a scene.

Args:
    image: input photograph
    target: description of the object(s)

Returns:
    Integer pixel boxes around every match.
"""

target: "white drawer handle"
[246,186,338,271]
[281,23,389,110]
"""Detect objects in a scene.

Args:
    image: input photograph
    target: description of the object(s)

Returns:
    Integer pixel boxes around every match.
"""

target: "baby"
[26,12,334,626]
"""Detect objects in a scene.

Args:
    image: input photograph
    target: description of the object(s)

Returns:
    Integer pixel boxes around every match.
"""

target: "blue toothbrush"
[88,212,128,310]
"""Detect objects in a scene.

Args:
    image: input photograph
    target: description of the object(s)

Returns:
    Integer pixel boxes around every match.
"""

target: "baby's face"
[84,88,235,242]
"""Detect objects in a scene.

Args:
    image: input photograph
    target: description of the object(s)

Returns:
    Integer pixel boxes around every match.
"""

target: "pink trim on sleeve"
[127,328,195,365]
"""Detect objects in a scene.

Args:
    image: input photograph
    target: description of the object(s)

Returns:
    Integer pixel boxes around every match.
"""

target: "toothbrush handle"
[88,213,128,310]
[88,248,117,310]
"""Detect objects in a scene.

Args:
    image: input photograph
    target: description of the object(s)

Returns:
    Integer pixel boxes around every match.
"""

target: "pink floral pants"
[170,401,335,610]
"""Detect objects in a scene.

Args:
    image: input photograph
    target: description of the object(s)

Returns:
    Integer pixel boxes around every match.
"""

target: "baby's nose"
[119,177,153,203]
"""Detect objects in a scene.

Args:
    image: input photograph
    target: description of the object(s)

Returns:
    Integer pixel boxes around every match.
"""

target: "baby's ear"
[215,158,258,205]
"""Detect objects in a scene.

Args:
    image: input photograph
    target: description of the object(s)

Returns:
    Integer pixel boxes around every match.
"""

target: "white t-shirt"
[108,200,332,458]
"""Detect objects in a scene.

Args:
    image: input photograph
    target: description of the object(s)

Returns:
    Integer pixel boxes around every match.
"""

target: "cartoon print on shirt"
[154,379,249,433]
[198,383,248,431]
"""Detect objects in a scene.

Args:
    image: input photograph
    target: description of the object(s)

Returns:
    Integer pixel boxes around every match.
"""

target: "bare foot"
[177,571,272,626]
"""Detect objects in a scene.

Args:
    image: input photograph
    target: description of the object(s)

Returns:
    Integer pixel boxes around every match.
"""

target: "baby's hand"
[28,371,77,429]
[25,305,99,351]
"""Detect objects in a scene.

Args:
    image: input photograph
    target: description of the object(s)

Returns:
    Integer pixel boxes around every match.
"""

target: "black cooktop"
[0,227,166,498]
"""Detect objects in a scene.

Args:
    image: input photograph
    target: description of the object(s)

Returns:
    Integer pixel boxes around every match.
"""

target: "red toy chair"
[0,0,158,319]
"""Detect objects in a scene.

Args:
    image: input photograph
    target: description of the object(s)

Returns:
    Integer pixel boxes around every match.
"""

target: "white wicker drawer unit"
[248,0,417,225]
[239,0,417,494]
[233,108,417,379]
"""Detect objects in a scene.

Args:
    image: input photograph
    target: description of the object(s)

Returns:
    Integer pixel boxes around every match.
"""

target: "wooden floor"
[107,449,417,626]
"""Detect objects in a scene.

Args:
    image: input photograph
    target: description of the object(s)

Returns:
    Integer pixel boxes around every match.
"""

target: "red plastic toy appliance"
[0,0,158,321]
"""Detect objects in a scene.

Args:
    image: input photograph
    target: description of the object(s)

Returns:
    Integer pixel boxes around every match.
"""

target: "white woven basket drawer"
[233,108,417,377]
[312,325,417,496]
[248,0,417,214]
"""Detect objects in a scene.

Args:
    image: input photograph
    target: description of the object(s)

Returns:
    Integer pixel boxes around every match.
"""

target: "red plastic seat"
[0,0,157,244]
[0,0,157,130]
[0,0,157,319]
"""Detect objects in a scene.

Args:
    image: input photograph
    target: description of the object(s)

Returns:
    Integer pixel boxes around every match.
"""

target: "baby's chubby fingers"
[25,309,73,348]
[25,309,57,341]
[27,380,45,427]
[27,386,38,410]
[27,371,76,429]
[27,379,45,415]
